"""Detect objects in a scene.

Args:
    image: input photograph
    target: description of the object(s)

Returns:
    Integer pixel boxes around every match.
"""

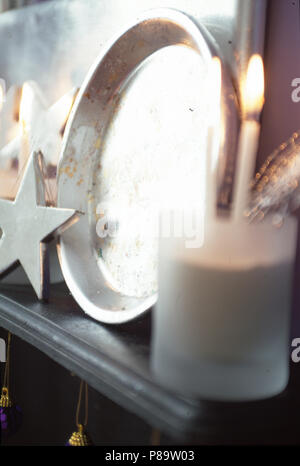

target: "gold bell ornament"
[66,379,93,446]
[0,332,22,437]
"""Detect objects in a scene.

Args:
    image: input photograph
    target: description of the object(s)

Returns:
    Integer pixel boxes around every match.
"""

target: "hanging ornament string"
[1,332,11,405]
[150,428,161,446]
[0,332,22,438]
[75,379,89,430]
[66,379,93,446]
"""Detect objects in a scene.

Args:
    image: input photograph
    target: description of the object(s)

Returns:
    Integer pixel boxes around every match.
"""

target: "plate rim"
[57,7,238,324]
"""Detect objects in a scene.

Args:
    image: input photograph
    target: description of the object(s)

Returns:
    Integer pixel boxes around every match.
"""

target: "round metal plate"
[57,9,238,324]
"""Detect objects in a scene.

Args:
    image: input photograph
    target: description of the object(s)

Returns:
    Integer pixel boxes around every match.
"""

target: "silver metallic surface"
[0,151,78,299]
[57,9,238,323]
[0,0,266,102]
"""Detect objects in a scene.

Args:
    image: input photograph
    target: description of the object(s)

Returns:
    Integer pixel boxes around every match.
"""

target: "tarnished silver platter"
[57,8,238,324]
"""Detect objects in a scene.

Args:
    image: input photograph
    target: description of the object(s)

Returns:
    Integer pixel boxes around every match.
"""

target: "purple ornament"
[0,404,22,437]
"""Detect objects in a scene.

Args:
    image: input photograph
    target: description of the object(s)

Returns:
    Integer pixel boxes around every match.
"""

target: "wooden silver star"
[0,151,78,299]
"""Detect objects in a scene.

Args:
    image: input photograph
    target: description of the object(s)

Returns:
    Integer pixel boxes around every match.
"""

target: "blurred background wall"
[0,0,49,13]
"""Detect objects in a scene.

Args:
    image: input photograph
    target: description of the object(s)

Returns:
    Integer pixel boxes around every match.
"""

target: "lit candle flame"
[243,54,265,119]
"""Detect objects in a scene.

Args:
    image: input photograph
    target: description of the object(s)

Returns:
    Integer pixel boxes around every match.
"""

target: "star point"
[0,151,79,300]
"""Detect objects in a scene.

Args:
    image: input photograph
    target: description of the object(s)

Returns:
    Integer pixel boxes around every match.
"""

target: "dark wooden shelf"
[0,282,299,444]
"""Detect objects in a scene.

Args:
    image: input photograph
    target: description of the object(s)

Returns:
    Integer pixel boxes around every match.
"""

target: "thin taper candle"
[232,54,265,223]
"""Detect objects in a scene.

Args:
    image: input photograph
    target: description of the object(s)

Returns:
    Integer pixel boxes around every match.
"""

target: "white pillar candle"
[152,217,298,400]
[151,55,298,401]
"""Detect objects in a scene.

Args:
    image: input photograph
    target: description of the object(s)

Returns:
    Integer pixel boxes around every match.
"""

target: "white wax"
[152,216,298,401]
[232,120,260,222]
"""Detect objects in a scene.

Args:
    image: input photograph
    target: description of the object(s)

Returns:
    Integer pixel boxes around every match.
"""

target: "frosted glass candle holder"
[151,216,298,401]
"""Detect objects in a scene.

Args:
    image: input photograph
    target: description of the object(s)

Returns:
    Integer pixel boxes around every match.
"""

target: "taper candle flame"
[242,54,264,119]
